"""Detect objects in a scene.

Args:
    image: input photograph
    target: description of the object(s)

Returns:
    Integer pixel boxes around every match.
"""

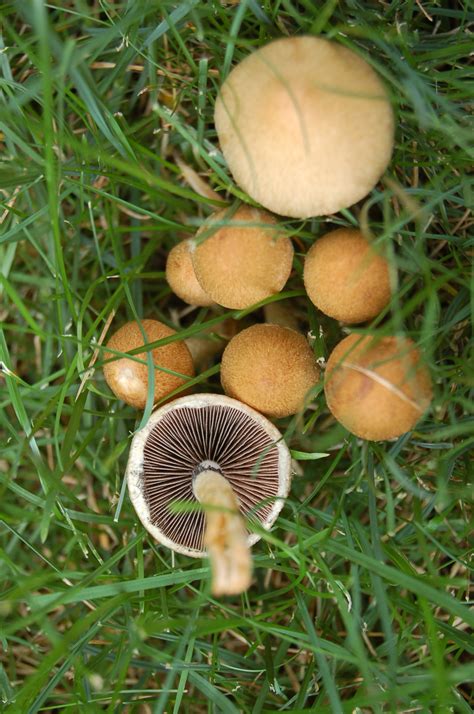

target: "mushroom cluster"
[101,34,433,598]
[211,35,431,441]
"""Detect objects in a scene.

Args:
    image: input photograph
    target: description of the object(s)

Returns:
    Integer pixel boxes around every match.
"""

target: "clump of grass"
[0,2,472,712]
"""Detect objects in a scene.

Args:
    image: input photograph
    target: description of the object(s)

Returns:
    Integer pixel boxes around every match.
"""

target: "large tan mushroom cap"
[325,334,432,441]
[304,228,391,323]
[192,206,294,309]
[221,324,320,418]
[166,239,215,307]
[103,319,194,409]
[215,36,394,218]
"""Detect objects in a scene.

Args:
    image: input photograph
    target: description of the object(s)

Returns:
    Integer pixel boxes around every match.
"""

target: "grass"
[0,1,472,712]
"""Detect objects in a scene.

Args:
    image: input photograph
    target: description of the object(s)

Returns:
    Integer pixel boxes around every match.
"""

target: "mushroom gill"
[126,394,291,596]
[142,402,282,553]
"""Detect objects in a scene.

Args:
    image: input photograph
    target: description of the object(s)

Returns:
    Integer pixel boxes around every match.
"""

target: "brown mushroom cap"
[304,228,392,323]
[215,36,394,218]
[221,324,320,418]
[191,206,294,309]
[126,393,292,557]
[103,319,194,409]
[166,239,215,307]
[324,334,432,441]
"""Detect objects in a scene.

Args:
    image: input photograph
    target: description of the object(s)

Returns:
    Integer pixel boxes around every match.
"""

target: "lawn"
[0,1,473,712]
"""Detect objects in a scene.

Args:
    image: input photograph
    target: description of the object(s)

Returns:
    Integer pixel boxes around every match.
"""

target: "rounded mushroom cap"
[215,36,394,218]
[126,393,292,557]
[304,228,391,323]
[221,324,320,418]
[103,319,194,409]
[166,239,215,307]
[324,334,432,441]
[192,206,294,309]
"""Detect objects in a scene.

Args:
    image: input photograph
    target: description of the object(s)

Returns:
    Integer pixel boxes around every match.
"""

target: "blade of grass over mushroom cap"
[303,227,392,323]
[324,333,433,441]
[103,319,195,409]
[191,205,294,309]
[126,394,291,595]
[214,36,394,218]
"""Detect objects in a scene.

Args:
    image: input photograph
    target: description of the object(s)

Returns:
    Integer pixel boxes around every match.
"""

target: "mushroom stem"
[193,469,252,596]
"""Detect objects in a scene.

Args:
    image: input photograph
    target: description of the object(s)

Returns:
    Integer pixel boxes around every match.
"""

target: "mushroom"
[126,393,291,595]
[304,228,391,323]
[191,205,294,309]
[103,319,194,409]
[324,333,433,441]
[215,36,394,218]
[220,324,320,418]
[166,239,215,307]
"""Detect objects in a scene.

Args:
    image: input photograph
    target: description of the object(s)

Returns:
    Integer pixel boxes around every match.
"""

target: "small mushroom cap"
[221,324,320,418]
[192,206,294,309]
[215,36,394,218]
[324,334,433,441]
[166,239,215,307]
[126,393,292,557]
[103,319,194,409]
[304,228,391,323]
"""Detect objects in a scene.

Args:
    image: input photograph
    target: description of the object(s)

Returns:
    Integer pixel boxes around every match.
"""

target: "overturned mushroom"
[126,394,291,595]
